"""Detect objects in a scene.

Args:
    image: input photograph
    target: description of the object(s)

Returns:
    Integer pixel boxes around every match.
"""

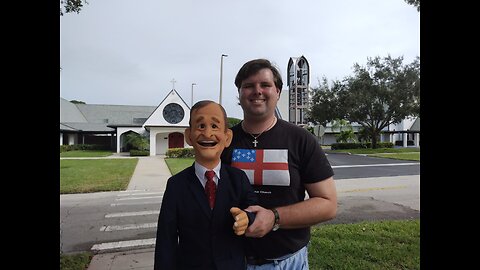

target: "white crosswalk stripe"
[115,195,163,201]
[100,222,157,232]
[91,238,156,253]
[111,201,161,206]
[117,192,162,197]
[92,191,161,252]
[105,210,159,218]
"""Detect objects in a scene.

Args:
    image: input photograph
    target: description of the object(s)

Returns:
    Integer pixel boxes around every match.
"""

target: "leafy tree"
[331,119,356,143]
[60,0,88,16]
[343,55,420,148]
[124,132,149,151]
[70,100,86,104]
[404,0,420,12]
[309,55,420,148]
[307,77,345,126]
[227,117,241,128]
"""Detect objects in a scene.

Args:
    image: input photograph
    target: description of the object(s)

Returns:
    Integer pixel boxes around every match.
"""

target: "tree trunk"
[371,133,378,149]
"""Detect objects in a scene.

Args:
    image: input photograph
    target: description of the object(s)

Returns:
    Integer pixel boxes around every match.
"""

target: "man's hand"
[230,207,249,235]
[243,205,275,238]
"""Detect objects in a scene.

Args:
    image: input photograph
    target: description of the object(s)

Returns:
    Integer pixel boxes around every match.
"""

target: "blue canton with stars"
[232,149,256,162]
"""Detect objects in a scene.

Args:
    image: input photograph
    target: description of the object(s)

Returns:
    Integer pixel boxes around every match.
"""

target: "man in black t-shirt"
[221,59,337,269]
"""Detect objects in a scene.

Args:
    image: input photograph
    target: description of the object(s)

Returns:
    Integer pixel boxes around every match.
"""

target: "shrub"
[130,150,150,156]
[166,148,195,158]
[60,144,108,153]
[331,142,394,150]
[395,140,414,146]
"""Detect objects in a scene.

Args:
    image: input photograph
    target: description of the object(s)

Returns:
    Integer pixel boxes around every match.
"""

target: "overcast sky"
[60,0,419,119]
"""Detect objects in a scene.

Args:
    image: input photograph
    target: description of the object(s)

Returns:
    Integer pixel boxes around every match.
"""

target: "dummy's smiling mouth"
[198,140,218,147]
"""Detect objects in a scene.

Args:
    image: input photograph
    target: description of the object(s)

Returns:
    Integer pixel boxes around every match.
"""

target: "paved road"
[326,152,420,179]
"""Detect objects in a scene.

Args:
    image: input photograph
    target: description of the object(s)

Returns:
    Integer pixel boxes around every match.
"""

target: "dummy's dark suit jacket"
[154,163,257,270]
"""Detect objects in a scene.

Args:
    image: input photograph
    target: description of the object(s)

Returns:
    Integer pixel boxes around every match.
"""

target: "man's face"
[238,68,280,119]
[185,103,232,167]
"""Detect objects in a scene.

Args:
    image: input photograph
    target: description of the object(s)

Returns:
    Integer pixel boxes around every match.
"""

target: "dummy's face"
[185,103,232,167]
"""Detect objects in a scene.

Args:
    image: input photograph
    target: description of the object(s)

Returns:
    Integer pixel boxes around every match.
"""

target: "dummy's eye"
[211,123,219,129]
[197,123,206,129]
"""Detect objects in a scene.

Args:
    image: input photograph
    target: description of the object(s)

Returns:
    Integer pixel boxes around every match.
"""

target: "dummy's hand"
[230,207,249,235]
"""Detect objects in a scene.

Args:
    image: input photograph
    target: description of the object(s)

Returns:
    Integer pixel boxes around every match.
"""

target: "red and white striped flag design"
[231,149,290,186]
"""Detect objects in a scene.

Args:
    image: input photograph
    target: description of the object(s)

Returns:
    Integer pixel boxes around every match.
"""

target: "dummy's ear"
[184,128,193,146]
[224,128,233,148]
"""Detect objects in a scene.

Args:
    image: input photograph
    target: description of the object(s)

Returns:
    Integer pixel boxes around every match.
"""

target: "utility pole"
[219,54,228,105]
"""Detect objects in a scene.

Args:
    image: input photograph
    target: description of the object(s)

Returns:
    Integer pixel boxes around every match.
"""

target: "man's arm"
[244,177,337,238]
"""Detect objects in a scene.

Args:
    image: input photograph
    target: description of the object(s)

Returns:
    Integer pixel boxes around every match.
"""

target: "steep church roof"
[60,97,88,123]
[60,97,156,132]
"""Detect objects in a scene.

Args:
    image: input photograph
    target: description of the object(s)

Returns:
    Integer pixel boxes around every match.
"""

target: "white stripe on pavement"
[111,201,161,207]
[338,185,408,193]
[100,222,157,232]
[105,210,159,218]
[91,238,156,252]
[116,196,163,201]
[117,192,163,197]
[332,162,419,168]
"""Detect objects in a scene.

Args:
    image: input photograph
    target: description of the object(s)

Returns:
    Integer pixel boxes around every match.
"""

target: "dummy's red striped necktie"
[204,170,216,209]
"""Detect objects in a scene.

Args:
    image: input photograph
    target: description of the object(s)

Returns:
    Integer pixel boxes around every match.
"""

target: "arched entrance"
[168,132,184,148]
[120,130,140,152]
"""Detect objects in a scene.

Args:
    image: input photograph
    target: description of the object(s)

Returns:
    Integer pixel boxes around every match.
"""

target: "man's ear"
[224,128,233,148]
[184,128,193,146]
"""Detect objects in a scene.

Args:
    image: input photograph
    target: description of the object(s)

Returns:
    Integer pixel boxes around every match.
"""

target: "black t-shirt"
[221,119,334,258]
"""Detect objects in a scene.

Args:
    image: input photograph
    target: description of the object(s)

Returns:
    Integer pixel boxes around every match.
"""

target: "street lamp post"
[219,54,228,105]
[191,83,196,107]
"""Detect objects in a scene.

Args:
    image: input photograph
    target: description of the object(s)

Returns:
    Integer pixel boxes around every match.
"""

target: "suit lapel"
[185,165,212,219]
[212,166,231,220]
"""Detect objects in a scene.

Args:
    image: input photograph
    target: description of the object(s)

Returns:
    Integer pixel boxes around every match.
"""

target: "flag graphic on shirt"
[231,149,290,186]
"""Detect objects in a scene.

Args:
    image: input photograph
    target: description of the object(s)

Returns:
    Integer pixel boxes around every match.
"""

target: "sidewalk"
[86,155,420,270]
[87,155,171,270]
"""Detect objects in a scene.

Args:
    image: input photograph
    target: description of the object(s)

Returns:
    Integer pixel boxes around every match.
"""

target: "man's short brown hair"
[234,59,283,91]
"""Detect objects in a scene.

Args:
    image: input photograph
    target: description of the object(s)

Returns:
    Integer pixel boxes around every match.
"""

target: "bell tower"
[287,56,310,126]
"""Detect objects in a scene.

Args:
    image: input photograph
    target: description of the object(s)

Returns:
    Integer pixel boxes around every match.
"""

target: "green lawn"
[60,159,138,194]
[310,220,419,269]
[164,157,195,175]
[60,150,114,157]
[60,252,92,270]
[328,147,420,161]
[368,152,420,161]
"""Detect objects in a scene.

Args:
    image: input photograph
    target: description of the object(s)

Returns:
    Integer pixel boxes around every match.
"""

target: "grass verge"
[60,150,114,157]
[164,157,195,175]
[60,252,92,270]
[368,152,420,161]
[309,219,419,269]
[60,220,419,270]
[328,147,420,161]
[60,159,138,194]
